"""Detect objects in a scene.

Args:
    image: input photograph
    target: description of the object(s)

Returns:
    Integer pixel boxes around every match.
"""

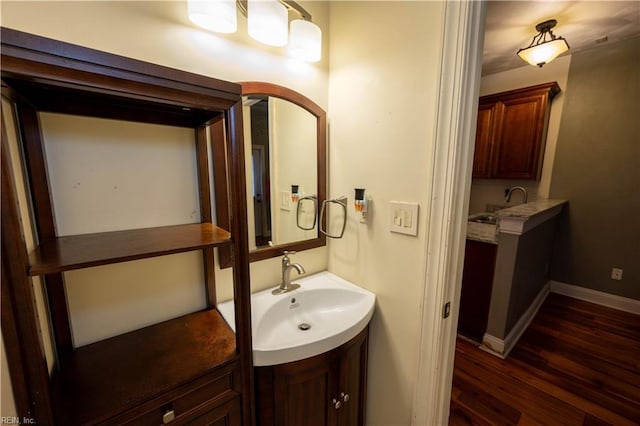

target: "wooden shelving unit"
[52,309,238,425]
[28,223,231,276]
[1,28,254,426]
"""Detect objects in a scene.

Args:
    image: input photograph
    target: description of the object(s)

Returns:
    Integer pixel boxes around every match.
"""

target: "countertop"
[467,199,567,243]
[466,221,499,245]
[495,199,567,219]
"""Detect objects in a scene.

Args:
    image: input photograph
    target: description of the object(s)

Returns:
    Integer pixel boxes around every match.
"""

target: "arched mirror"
[217,82,326,266]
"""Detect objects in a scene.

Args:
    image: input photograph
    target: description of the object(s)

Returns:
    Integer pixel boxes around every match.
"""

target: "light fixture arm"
[523,19,560,49]
[237,0,312,21]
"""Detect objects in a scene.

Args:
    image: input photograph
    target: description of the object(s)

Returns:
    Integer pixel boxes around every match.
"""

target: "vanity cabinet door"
[458,240,498,342]
[271,351,339,426]
[337,330,368,426]
[255,327,369,426]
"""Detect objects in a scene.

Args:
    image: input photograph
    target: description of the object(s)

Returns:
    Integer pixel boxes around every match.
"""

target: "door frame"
[411,1,486,424]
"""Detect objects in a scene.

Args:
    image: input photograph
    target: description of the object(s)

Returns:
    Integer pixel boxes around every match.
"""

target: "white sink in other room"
[218,271,376,366]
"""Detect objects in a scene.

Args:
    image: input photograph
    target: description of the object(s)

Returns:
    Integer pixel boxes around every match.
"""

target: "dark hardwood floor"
[450,292,640,425]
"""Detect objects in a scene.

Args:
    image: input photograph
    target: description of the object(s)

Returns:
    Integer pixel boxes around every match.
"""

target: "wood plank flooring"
[449,293,640,425]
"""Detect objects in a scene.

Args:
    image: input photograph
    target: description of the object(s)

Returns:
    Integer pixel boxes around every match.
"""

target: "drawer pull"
[162,409,176,424]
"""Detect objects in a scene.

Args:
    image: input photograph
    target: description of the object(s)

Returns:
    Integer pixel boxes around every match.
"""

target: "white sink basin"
[218,271,375,366]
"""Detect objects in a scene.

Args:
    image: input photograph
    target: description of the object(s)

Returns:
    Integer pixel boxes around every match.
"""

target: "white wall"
[468,55,571,214]
[328,2,445,424]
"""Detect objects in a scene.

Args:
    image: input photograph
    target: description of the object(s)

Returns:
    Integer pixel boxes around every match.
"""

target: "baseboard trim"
[549,281,640,314]
[481,282,550,359]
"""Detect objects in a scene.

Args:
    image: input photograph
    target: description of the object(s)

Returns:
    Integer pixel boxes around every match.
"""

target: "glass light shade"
[188,0,237,34]
[248,0,288,47]
[289,19,322,62]
[517,38,569,67]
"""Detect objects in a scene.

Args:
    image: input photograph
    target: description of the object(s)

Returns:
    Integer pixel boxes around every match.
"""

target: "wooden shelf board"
[28,223,231,276]
[51,309,237,425]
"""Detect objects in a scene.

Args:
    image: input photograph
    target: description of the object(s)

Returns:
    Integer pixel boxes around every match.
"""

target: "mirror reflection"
[215,82,326,267]
[243,95,318,250]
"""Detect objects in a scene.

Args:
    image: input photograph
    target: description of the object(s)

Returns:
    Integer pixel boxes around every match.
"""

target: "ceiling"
[482,1,640,75]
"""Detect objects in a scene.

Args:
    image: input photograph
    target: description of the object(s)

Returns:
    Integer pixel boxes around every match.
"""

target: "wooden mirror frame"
[217,82,326,267]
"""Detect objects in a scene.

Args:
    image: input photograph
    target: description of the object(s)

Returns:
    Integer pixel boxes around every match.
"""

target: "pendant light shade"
[248,0,289,47]
[289,19,322,62]
[188,0,237,34]
[517,19,570,67]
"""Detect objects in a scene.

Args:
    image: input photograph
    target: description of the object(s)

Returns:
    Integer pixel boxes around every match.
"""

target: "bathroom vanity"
[255,328,368,426]
[218,271,375,426]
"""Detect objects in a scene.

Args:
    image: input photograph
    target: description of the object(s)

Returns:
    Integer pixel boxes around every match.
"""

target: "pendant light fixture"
[187,0,322,62]
[188,0,237,34]
[517,19,570,67]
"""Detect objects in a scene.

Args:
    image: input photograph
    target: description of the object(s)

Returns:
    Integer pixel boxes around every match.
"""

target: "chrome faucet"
[505,186,528,204]
[272,251,306,295]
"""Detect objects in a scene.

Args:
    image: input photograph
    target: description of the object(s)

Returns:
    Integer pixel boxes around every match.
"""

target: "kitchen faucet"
[272,251,306,295]
[505,186,528,204]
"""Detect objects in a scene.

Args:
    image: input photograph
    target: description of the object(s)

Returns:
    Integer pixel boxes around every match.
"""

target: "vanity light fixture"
[291,184,300,202]
[187,0,322,62]
[517,19,570,67]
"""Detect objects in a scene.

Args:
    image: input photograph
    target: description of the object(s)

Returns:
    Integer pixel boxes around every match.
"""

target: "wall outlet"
[611,268,623,281]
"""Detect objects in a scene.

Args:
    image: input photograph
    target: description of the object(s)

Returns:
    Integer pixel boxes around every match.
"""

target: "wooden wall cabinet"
[1,28,254,425]
[457,240,498,342]
[255,327,369,426]
[472,82,560,180]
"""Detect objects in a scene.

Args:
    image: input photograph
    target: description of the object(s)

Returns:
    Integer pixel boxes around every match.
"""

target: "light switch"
[280,191,291,211]
[390,201,419,236]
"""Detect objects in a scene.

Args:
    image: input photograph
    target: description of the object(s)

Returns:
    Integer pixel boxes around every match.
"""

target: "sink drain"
[298,323,311,331]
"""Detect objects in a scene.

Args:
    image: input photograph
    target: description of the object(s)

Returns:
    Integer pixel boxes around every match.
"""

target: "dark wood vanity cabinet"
[472,82,560,180]
[1,28,253,425]
[255,327,369,426]
[458,240,498,342]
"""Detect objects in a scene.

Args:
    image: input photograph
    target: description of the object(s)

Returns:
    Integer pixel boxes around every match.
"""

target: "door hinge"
[443,302,451,319]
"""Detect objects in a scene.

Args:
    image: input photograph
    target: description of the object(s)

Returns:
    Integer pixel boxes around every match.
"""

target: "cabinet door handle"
[162,409,175,424]
[332,398,342,409]
[341,392,350,403]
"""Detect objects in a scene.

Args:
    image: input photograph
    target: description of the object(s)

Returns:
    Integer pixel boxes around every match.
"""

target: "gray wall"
[549,37,640,300]
[486,218,557,339]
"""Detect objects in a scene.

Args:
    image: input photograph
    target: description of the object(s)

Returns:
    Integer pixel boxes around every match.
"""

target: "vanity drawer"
[109,362,240,425]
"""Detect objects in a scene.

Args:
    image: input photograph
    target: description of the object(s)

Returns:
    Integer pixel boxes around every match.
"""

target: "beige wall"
[550,37,640,300]
[468,55,571,214]
[328,2,445,424]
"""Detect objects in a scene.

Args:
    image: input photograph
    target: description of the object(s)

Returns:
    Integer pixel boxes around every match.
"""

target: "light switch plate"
[280,191,291,211]
[389,201,419,236]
